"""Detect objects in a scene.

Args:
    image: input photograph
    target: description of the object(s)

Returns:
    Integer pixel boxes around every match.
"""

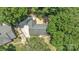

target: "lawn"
[0,36,51,51]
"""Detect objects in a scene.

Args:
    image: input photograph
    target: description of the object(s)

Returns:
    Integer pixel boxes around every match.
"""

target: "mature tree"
[31,7,55,17]
[47,8,79,51]
[0,7,28,26]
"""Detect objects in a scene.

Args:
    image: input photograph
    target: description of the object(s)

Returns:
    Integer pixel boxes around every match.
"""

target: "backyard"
[0,36,52,51]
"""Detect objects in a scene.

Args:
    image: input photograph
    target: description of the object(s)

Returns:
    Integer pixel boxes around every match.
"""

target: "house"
[0,23,16,45]
[19,15,48,38]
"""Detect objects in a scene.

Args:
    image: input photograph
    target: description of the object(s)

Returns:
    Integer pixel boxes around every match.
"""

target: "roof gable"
[19,16,48,29]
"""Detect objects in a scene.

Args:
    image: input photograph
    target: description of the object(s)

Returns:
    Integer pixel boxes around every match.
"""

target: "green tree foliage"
[0,7,57,25]
[47,8,79,51]
[30,7,58,18]
[0,44,16,51]
[0,7,28,26]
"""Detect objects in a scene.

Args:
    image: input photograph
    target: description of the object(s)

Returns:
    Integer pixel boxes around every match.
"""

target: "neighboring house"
[19,15,48,38]
[0,24,16,45]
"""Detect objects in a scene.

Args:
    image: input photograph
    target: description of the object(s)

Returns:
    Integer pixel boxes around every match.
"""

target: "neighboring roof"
[19,17,47,29]
[0,24,16,45]
[0,24,11,34]
[0,34,11,45]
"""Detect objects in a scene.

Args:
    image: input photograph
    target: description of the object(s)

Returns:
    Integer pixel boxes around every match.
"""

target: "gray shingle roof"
[32,24,47,29]
[0,24,16,45]
[0,34,11,45]
[19,17,48,36]
[0,25,11,33]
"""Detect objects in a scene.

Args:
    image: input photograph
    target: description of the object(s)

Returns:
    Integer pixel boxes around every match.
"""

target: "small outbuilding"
[19,15,48,38]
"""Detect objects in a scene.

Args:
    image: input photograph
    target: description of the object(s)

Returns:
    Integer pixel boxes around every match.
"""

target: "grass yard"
[0,36,51,51]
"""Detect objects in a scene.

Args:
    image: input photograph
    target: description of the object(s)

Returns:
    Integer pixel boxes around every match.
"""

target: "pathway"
[15,27,28,45]
[42,36,56,51]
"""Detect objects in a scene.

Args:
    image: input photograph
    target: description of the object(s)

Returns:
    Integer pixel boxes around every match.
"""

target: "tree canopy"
[0,7,28,26]
[47,8,79,51]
